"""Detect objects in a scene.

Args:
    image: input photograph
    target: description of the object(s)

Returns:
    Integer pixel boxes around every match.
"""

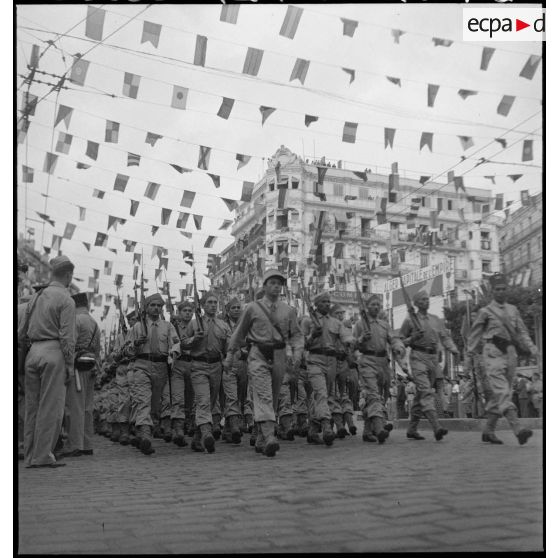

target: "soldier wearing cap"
[466,274,538,445]
[400,289,459,442]
[354,294,405,444]
[126,293,180,455]
[300,291,353,446]
[119,311,138,445]
[225,269,304,457]
[60,292,100,457]
[19,255,76,468]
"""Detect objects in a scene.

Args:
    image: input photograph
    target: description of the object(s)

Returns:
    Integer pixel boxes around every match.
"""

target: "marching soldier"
[224,270,304,457]
[301,292,353,446]
[182,292,231,453]
[400,290,459,441]
[466,274,538,445]
[354,295,406,444]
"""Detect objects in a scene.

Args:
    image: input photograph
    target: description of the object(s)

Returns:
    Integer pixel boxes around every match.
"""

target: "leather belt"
[177,355,192,362]
[191,355,221,364]
[361,350,387,358]
[136,354,168,362]
[411,346,437,355]
[30,338,59,343]
[308,348,338,356]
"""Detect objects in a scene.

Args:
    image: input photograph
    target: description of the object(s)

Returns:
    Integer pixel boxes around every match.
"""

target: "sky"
[16,3,542,325]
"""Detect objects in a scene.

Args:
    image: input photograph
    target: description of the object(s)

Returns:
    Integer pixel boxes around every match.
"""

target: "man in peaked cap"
[19,255,76,468]
[466,273,538,445]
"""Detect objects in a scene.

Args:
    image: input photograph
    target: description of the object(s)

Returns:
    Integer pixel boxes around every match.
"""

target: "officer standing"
[19,256,76,468]
[466,274,538,445]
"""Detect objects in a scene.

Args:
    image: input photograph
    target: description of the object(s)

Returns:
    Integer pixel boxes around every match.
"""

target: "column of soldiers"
[18,259,539,469]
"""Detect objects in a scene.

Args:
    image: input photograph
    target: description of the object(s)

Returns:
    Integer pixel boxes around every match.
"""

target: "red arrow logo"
[516,19,530,31]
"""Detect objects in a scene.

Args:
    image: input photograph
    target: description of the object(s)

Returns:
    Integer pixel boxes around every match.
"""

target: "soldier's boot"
[222,418,233,443]
[362,418,378,442]
[240,415,248,434]
[372,416,389,444]
[118,423,130,445]
[244,414,254,434]
[152,421,164,439]
[187,416,196,437]
[344,412,357,436]
[322,418,336,446]
[161,417,173,443]
[425,410,448,441]
[212,414,222,440]
[190,427,205,452]
[406,413,426,440]
[332,413,347,439]
[130,424,140,448]
[110,422,121,442]
[277,415,295,441]
[138,425,155,455]
[260,421,280,457]
[306,420,323,445]
[200,423,215,453]
[229,415,243,444]
[297,414,309,437]
[482,412,504,444]
[252,423,264,454]
[504,408,533,445]
[172,418,187,447]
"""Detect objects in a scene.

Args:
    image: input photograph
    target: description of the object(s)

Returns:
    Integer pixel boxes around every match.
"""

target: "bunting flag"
[204,235,217,248]
[61,223,75,240]
[180,231,193,239]
[182,250,193,262]
[236,154,251,170]
[95,232,108,247]
[420,132,433,152]
[391,29,405,43]
[259,106,275,125]
[386,76,401,87]
[194,35,207,67]
[159,258,168,271]
[198,146,211,170]
[280,5,303,39]
[86,140,99,160]
[519,54,542,80]
[43,152,58,174]
[43,246,51,255]
[384,127,395,149]
[151,226,159,236]
[221,198,237,211]
[69,56,89,86]
[342,68,355,84]
[494,194,504,211]
[508,174,523,183]
[22,165,33,183]
[92,189,105,199]
[176,212,189,229]
[520,190,530,206]
[217,97,234,119]
[88,277,96,289]
[241,181,254,202]
[432,37,453,47]
[76,162,90,170]
[133,253,142,265]
[353,171,367,182]
[484,176,496,185]
[341,18,358,37]
[93,295,102,307]
[290,58,310,84]
[522,140,533,161]
[170,164,192,174]
[317,165,328,185]
[51,235,62,251]
[419,176,430,185]
[123,239,137,252]
[114,274,123,287]
[133,266,138,280]
[29,44,40,68]
[333,243,344,259]
[54,105,73,128]
[130,199,139,216]
[141,21,162,47]
[193,214,203,230]
[342,122,358,143]
[171,85,188,109]
[243,47,264,76]
[123,72,141,99]
[497,95,515,117]
[480,47,495,71]
[458,136,474,151]
[161,208,172,225]
[454,176,465,193]
[79,206,86,221]
[380,198,387,213]
[305,114,318,127]
[219,220,232,230]
[126,152,141,167]
[105,120,119,143]
[112,174,128,192]
[108,248,117,255]
[145,132,162,146]
[104,260,112,276]
[144,182,160,200]
[220,4,239,24]
[93,269,100,280]
[180,190,196,208]
[427,84,439,107]
[458,89,478,100]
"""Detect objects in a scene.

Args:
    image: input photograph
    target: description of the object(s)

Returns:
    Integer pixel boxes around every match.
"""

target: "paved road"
[18,428,543,554]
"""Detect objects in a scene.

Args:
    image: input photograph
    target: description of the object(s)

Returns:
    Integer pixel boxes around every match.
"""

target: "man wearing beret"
[19,256,76,468]
[127,293,180,455]
[466,274,538,445]
[400,290,458,441]
[354,295,405,444]
[224,270,304,457]
[300,292,353,446]
[182,292,231,453]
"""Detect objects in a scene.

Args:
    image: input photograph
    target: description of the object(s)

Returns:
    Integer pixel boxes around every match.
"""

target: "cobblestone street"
[18,426,543,554]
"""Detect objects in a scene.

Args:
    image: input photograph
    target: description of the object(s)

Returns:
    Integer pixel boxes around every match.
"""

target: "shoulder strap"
[256,300,285,341]
[19,289,45,342]
[484,305,517,338]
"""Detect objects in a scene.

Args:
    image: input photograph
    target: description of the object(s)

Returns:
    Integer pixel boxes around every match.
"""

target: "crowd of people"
[17,257,541,468]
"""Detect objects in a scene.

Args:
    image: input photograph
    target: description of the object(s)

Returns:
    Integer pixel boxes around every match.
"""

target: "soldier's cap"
[366,294,382,304]
[50,255,74,272]
[329,304,343,315]
[33,284,49,293]
[262,268,286,285]
[255,287,266,300]
[413,289,429,303]
[71,292,89,308]
[145,293,164,305]
[490,273,507,287]
[226,297,240,311]
[126,311,137,320]
[201,291,219,304]
[313,292,331,305]
[177,300,194,311]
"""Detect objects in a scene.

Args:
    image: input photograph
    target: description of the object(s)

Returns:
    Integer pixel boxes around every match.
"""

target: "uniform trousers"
[114,364,130,423]
[64,367,96,452]
[306,355,337,421]
[482,342,518,416]
[222,355,245,418]
[190,361,222,426]
[408,350,438,415]
[358,355,391,419]
[133,360,168,428]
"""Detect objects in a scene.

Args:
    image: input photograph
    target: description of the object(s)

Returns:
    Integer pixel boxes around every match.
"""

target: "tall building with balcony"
[210,146,501,316]
[499,192,542,287]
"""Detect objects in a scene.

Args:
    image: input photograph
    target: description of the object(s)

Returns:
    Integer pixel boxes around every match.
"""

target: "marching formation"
[18,257,539,468]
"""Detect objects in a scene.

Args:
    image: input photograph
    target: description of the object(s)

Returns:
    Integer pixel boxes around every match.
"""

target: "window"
[268,244,274,256]
[420,253,429,267]
[290,242,298,255]
[389,192,397,203]
[421,197,430,208]
[437,198,443,211]
[276,211,288,229]
[473,202,482,213]
[276,241,288,256]
[362,278,369,294]
[290,210,299,222]
[359,187,367,200]
[333,183,344,197]
[480,231,491,250]
[470,259,475,270]
[291,179,299,189]
[447,200,453,210]
[482,260,492,273]
[361,218,371,237]
[269,182,275,192]
[469,231,473,240]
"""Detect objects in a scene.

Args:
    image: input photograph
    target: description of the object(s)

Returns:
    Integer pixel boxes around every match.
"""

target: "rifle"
[353,269,371,333]
[163,270,177,328]
[192,262,204,333]
[139,252,148,337]
[397,271,423,334]
[299,275,321,329]
[115,287,128,336]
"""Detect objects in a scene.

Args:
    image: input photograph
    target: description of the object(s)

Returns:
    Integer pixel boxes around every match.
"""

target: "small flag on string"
[480,47,495,71]
[133,267,138,280]
[353,172,367,182]
[105,120,119,143]
[198,146,211,170]
[176,212,189,229]
[133,254,142,265]
[193,214,203,230]
[54,105,73,128]
[495,194,504,211]
[305,114,318,127]
[419,176,430,185]
[341,18,358,37]
[219,220,232,230]
[386,76,401,87]
[194,35,207,67]
[123,239,137,252]
[317,166,328,185]
[342,68,355,84]
[280,5,303,39]
[495,138,507,149]
[484,176,496,184]
[180,190,196,208]
[69,56,89,86]
[78,206,86,221]
[217,97,234,119]
[108,248,117,255]
[236,154,251,170]
[420,132,433,152]
[141,21,162,47]
[127,153,141,167]
[497,95,515,117]
[51,235,62,251]
[22,165,33,183]
[86,140,98,160]
[290,58,310,84]
[55,132,72,154]
[43,246,51,255]
[95,232,108,247]
[145,132,162,146]
[107,216,119,231]
[384,127,395,149]
[241,181,254,202]
[93,189,105,199]
[144,182,160,200]
[221,198,237,212]
[29,44,40,68]
[171,85,188,109]
[342,122,358,143]
[508,174,523,183]
[123,72,141,99]
[427,84,439,107]
[151,226,159,236]
[83,243,91,253]
[63,223,76,240]
[159,257,168,271]
[260,106,275,125]
[520,190,530,206]
[522,139,533,161]
[243,47,264,76]
[130,199,139,216]
[391,29,405,43]
[432,37,453,47]
[169,164,192,174]
[204,235,216,248]
[519,54,541,80]
[220,4,239,24]
[206,173,220,189]
[104,260,112,275]
[43,152,58,174]
[76,162,90,170]
[454,176,466,193]
[458,136,474,151]
[458,89,478,100]
[161,208,172,225]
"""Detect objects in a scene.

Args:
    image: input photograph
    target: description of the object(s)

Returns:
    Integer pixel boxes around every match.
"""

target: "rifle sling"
[256,301,285,342]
